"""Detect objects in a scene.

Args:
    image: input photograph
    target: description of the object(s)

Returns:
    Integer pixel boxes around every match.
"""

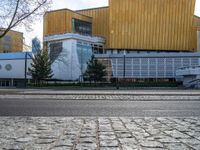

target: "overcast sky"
[22,0,200,48]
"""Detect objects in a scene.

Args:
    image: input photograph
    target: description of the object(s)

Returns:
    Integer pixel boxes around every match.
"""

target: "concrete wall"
[51,39,81,80]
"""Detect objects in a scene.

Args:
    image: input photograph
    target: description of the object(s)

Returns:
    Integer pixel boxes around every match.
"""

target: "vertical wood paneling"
[109,0,196,51]
[43,9,92,36]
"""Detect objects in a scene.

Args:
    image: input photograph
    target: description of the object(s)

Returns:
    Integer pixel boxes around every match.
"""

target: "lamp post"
[123,50,126,80]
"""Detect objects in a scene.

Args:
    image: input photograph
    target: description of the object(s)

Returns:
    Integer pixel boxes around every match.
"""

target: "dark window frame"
[72,18,92,36]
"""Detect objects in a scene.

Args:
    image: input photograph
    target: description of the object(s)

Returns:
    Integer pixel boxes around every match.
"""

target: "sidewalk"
[0,89,200,101]
[0,117,200,150]
[0,88,200,95]
[0,94,200,101]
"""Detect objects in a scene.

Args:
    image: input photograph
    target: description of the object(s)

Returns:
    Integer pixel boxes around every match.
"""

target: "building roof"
[0,28,23,35]
[76,6,109,12]
[44,8,92,18]
[0,52,33,60]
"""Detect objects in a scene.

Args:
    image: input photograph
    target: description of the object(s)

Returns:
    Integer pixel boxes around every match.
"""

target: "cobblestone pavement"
[1,117,200,150]
[1,94,200,101]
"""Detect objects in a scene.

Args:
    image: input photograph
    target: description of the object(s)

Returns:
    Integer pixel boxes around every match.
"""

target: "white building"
[96,52,200,81]
[43,32,200,89]
[0,52,32,87]
[44,33,105,81]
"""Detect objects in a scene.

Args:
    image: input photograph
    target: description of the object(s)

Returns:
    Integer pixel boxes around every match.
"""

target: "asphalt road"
[0,99,200,117]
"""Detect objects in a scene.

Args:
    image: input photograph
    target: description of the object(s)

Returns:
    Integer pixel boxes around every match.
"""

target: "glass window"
[3,35,11,43]
[6,81,10,86]
[2,81,5,87]
[49,42,62,63]
[72,18,92,36]
[77,41,92,74]
[3,43,11,49]
[92,44,104,54]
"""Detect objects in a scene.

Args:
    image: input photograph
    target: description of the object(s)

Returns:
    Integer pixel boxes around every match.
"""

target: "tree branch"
[0,0,49,39]
[0,0,20,38]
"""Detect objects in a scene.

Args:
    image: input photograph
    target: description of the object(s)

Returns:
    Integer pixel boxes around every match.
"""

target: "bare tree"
[0,0,51,39]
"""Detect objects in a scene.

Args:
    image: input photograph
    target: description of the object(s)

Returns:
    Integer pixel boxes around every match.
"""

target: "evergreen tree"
[28,50,53,85]
[85,55,107,82]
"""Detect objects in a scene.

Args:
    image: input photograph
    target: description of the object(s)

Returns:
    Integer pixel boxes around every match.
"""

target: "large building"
[0,52,32,87]
[0,30,24,53]
[43,0,200,82]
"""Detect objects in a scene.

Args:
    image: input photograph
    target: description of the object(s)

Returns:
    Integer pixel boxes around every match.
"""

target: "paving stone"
[51,146,72,150]
[2,143,25,150]
[100,140,119,147]
[15,137,33,143]
[116,133,132,138]
[79,137,96,143]
[0,117,200,149]
[157,136,180,143]
[121,145,138,150]
[99,131,115,135]
[119,138,137,145]
[179,138,200,146]
[140,140,164,148]
[99,134,116,140]
[164,130,190,139]
[75,143,97,150]
[100,148,121,150]
[141,148,168,150]
[164,143,191,150]
[35,138,56,144]
[54,140,74,147]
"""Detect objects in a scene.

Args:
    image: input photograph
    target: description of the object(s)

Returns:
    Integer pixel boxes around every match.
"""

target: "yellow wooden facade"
[193,16,200,50]
[77,7,109,48]
[44,0,198,51]
[109,0,196,51]
[43,9,92,36]
[0,30,23,53]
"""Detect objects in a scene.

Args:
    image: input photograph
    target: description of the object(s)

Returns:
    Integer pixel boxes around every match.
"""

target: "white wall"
[0,59,32,79]
[51,39,81,80]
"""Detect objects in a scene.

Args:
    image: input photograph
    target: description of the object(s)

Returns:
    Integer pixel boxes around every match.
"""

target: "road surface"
[0,99,200,117]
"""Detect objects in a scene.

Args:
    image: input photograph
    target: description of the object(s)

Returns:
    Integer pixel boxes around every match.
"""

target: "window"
[49,42,62,63]
[3,35,11,50]
[3,35,11,43]
[5,64,12,71]
[72,18,92,35]
[92,44,103,54]
[77,41,92,73]
[3,44,11,50]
